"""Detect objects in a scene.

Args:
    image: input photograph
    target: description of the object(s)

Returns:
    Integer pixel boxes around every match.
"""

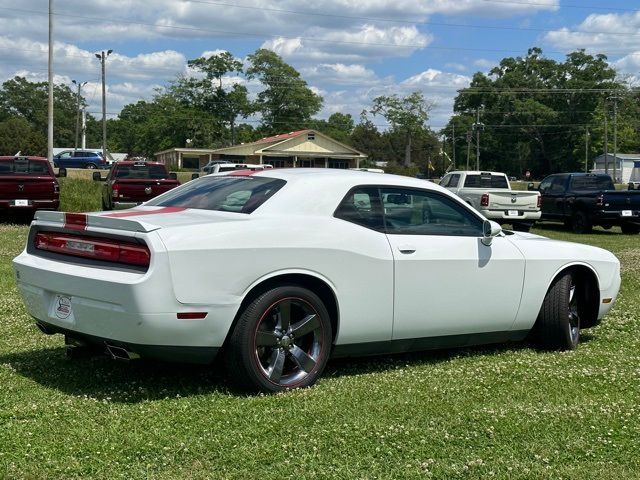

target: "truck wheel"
[621,224,640,234]
[225,286,332,392]
[534,271,580,351]
[570,210,592,234]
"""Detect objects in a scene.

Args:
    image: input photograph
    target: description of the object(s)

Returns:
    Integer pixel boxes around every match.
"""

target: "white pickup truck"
[440,170,541,232]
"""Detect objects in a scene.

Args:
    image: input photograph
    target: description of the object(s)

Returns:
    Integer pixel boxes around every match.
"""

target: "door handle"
[398,246,416,254]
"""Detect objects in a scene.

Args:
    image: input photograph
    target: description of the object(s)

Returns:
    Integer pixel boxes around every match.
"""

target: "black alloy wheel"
[535,271,581,350]
[225,286,332,392]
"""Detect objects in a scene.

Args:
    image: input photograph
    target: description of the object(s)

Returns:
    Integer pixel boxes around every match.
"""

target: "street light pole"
[71,80,87,153]
[95,50,112,162]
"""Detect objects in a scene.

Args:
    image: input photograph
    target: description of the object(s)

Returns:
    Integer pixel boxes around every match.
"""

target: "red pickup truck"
[0,156,65,215]
[96,161,180,210]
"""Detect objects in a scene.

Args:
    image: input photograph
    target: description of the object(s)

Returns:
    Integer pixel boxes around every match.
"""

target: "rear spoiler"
[34,210,161,233]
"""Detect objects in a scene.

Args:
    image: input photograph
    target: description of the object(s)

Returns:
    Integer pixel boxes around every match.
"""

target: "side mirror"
[481,220,502,246]
[168,172,178,180]
[527,182,535,191]
[191,173,200,180]
[56,168,67,178]
[92,171,102,181]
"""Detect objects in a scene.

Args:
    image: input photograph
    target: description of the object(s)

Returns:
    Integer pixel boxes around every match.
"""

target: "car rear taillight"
[537,195,541,208]
[34,232,150,267]
[596,194,604,207]
[112,182,120,198]
[481,193,490,207]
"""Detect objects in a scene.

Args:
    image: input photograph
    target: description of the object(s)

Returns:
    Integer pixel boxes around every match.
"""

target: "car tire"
[570,210,592,234]
[225,285,332,392]
[86,163,97,169]
[621,224,639,234]
[534,271,581,351]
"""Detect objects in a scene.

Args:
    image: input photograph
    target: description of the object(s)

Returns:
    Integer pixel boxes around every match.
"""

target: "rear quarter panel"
[158,215,395,345]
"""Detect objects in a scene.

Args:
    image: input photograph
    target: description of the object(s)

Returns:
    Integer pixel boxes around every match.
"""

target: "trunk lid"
[34,206,248,233]
[602,190,640,210]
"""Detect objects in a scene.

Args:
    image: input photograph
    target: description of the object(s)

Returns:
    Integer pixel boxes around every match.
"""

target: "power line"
[2,6,640,56]
[173,0,640,38]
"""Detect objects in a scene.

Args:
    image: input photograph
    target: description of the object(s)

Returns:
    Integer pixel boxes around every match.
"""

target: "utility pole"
[47,0,54,163]
[451,123,456,168]
[472,107,484,171]
[71,80,87,152]
[603,98,608,175]
[81,108,86,149]
[95,49,112,161]
[466,130,471,170]
[585,126,589,173]
[613,100,617,184]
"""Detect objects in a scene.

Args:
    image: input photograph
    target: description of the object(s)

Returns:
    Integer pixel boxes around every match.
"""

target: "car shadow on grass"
[0,346,235,402]
[534,222,620,235]
[1,332,596,400]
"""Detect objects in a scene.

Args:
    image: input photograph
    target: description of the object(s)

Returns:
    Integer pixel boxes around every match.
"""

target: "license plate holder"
[507,210,519,217]
[51,294,74,324]
[12,199,30,207]
[621,210,632,217]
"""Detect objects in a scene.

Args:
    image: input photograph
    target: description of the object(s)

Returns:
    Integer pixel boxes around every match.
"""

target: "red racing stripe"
[64,213,88,231]
[102,206,186,218]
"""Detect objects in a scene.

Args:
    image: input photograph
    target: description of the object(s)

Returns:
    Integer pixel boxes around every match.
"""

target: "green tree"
[0,76,87,148]
[370,91,432,166]
[0,117,46,156]
[173,52,253,145]
[312,113,354,144]
[451,48,625,177]
[246,49,322,134]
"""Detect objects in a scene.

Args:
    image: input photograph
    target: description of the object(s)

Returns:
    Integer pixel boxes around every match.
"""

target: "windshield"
[0,159,51,175]
[146,175,286,213]
[115,164,168,179]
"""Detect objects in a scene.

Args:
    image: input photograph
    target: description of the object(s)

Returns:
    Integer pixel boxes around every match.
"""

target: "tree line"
[1,47,637,177]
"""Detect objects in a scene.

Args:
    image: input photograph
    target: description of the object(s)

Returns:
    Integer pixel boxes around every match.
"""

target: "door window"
[381,187,483,236]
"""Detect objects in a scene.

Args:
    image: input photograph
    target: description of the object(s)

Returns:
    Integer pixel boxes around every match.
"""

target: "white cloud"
[543,12,640,53]
[300,63,378,85]
[473,58,495,70]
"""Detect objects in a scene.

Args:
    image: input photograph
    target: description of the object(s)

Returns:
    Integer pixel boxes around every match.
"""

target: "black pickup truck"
[532,172,640,234]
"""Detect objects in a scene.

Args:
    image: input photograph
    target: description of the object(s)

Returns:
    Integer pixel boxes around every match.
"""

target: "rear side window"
[464,173,508,188]
[334,187,384,231]
[115,165,168,179]
[146,176,285,213]
[0,159,50,175]
[570,175,614,191]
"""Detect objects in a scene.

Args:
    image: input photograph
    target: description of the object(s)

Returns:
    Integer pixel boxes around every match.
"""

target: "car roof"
[0,156,48,161]
[239,168,453,217]
[115,161,164,166]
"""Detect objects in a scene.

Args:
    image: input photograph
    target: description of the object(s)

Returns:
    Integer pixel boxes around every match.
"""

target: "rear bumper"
[0,199,59,210]
[481,209,541,222]
[37,320,219,364]
[593,210,639,225]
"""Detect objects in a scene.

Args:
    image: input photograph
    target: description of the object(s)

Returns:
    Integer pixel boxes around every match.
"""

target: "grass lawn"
[1,191,639,478]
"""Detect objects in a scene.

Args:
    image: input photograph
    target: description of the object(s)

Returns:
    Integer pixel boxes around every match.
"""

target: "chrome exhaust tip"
[105,344,140,361]
[36,322,55,335]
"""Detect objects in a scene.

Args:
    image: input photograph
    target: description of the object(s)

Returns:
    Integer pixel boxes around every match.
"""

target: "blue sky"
[1,0,638,132]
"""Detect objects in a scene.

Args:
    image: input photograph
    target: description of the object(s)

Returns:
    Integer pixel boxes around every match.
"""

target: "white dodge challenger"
[13,169,621,392]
